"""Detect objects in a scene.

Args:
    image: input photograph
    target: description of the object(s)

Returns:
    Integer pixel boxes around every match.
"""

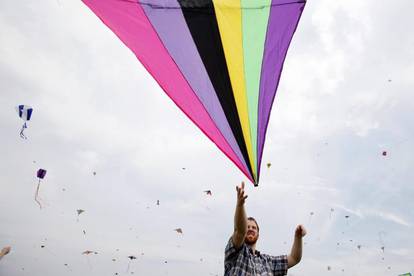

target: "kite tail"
[126,261,131,272]
[86,256,92,269]
[20,123,27,139]
[35,179,42,209]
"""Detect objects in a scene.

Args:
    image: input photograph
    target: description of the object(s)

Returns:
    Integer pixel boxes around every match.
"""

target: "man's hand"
[236,181,248,206]
[295,225,306,239]
[1,246,11,256]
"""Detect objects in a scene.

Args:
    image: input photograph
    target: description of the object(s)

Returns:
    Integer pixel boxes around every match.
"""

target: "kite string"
[86,255,92,269]
[35,179,42,209]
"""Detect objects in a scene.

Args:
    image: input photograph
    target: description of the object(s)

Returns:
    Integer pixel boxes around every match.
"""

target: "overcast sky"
[1,0,413,275]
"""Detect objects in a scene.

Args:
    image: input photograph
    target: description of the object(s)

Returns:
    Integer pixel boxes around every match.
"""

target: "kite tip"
[253,176,259,187]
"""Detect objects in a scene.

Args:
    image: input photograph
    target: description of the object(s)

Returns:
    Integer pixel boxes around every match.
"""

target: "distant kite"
[204,190,212,196]
[127,255,137,272]
[329,208,334,219]
[15,105,33,139]
[81,0,306,185]
[174,228,183,234]
[35,169,47,209]
[308,212,314,223]
[77,209,85,222]
[82,250,98,255]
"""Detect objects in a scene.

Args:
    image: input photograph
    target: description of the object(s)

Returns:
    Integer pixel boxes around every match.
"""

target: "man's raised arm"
[287,225,306,268]
[232,182,248,249]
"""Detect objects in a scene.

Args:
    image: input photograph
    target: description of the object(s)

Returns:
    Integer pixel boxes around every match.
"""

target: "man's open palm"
[236,181,248,206]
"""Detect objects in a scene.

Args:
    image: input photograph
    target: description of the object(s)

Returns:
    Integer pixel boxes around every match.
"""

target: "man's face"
[245,219,259,246]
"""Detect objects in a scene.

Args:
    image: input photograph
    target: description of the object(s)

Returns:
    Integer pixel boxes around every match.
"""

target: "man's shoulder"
[225,236,249,261]
[226,236,247,252]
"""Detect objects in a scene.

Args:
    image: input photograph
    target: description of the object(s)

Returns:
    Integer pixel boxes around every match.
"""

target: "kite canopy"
[37,169,47,179]
[82,0,306,185]
[16,105,33,122]
[16,105,33,139]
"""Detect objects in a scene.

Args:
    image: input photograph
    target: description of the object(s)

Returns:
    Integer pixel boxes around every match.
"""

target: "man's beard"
[245,234,258,246]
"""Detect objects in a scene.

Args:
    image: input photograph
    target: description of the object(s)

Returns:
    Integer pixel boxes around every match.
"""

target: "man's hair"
[247,217,259,232]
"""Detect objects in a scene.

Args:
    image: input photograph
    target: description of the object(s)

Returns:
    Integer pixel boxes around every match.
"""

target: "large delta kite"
[82,0,306,185]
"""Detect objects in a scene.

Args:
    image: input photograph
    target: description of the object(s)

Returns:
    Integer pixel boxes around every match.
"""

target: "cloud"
[367,210,411,227]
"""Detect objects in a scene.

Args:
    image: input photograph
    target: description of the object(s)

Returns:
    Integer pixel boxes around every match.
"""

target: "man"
[225,182,306,275]
[0,246,11,261]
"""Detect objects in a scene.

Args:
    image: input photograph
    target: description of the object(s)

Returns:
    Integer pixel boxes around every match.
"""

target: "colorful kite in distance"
[81,0,306,185]
[16,105,33,139]
[35,169,47,209]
